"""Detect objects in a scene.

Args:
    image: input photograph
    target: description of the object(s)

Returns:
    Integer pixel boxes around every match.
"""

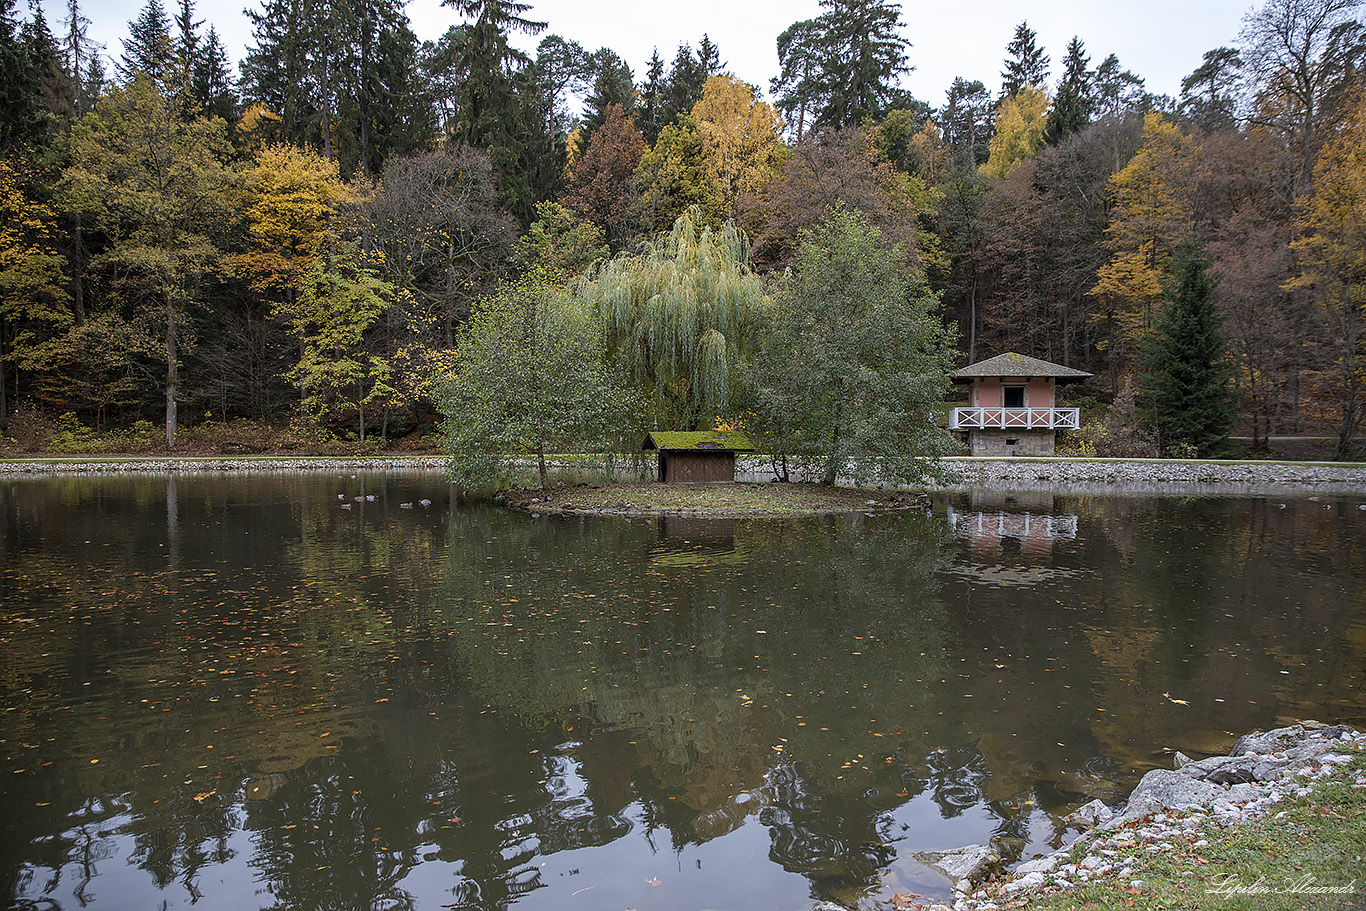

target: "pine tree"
[663,42,705,125]
[940,76,992,167]
[1000,20,1049,98]
[810,0,910,131]
[638,47,666,143]
[1045,36,1093,145]
[22,7,74,142]
[581,47,634,138]
[1137,241,1239,457]
[771,19,825,143]
[119,0,173,86]
[1,0,42,152]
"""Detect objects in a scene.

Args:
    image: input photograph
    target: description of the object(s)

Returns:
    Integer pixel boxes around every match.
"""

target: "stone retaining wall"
[930,456,1366,495]
[0,457,448,477]
[3,455,1365,495]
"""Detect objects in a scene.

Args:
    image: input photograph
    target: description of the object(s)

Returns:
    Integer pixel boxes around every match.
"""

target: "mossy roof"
[952,351,1093,381]
[643,431,755,452]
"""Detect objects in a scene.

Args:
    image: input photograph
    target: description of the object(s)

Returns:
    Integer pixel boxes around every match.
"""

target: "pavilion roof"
[952,352,1092,382]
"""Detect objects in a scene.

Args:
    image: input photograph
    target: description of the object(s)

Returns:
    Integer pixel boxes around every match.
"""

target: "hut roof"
[952,352,1092,382]
[643,431,755,452]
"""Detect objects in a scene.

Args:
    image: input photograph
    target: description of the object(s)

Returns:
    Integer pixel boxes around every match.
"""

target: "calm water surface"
[1,475,1364,911]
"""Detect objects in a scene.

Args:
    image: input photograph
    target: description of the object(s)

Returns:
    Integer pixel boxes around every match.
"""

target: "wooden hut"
[643,431,755,483]
[949,352,1092,456]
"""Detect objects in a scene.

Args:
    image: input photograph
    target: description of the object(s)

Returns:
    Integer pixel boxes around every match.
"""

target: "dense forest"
[0,0,1363,460]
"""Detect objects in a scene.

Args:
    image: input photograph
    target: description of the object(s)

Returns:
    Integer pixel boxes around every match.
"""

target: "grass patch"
[497,482,925,517]
[999,757,1366,911]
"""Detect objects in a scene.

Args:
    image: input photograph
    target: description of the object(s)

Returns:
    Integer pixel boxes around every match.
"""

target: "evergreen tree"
[1138,241,1239,456]
[119,0,173,86]
[638,47,667,143]
[581,47,634,138]
[810,0,911,130]
[1,0,42,152]
[192,27,237,121]
[770,19,825,143]
[443,0,545,143]
[440,0,550,219]
[241,0,314,141]
[172,0,200,97]
[61,0,98,115]
[22,7,74,143]
[663,42,706,125]
[1045,36,1093,145]
[697,34,725,76]
[940,76,992,167]
[1094,53,1146,118]
[533,34,590,141]
[1180,47,1241,131]
[1000,20,1049,98]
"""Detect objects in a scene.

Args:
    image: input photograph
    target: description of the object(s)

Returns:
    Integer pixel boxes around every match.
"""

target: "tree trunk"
[70,215,86,326]
[165,299,178,448]
[822,387,842,486]
[0,318,8,429]
[538,442,549,489]
[968,277,978,363]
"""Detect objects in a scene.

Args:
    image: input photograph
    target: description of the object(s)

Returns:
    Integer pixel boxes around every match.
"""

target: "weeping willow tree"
[581,207,763,430]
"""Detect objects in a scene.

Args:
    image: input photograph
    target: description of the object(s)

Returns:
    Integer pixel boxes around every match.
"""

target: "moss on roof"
[643,431,756,452]
[953,351,1092,380]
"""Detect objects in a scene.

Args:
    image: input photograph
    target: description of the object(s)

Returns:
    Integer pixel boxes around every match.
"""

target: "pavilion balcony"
[949,407,1081,430]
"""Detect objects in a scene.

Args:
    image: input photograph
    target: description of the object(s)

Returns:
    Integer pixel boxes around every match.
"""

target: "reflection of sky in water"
[2,477,1364,911]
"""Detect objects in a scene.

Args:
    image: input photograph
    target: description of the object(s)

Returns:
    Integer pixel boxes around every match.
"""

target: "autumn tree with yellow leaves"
[691,75,784,212]
[1290,87,1366,459]
[1089,113,1202,390]
[0,157,70,425]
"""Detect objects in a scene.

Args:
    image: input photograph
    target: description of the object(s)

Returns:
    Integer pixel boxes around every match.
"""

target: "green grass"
[497,481,924,516]
[998,756,1366,911]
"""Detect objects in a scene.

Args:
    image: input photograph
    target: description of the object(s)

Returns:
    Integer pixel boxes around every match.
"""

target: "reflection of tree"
[433,508,959,898]
[8,479,1364,911]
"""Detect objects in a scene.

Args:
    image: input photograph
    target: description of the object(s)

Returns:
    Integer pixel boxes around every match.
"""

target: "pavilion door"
[1003,386,1025,408]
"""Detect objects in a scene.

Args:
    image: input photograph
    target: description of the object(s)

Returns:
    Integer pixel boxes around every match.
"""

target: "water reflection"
[1,476,1364,910]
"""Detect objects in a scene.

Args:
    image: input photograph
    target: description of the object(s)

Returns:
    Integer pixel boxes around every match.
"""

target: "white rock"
[1014,855,1061,876]
[1002,872,1047,894]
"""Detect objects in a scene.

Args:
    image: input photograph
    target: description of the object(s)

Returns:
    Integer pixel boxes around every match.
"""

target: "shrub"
[46,413,103,454]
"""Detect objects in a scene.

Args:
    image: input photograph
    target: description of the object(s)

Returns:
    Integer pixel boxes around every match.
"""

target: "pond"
[1,474,1364,911]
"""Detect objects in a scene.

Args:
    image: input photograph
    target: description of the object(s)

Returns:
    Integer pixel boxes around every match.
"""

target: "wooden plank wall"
[661,452,735,483]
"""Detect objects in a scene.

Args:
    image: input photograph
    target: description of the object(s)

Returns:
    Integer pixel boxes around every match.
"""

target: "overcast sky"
[55,0,1258,107]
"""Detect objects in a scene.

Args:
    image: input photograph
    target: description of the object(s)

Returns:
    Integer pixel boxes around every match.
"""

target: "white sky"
[58,0,1258,107]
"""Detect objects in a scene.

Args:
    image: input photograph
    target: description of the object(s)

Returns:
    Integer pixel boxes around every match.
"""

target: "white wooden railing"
[948,407,1081,430]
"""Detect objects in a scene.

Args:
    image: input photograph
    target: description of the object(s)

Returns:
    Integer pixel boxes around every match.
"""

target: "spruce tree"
[809,0,910,131]
[1045,36,1093,145]
[1,0,41,152]
[1000,20,1049,98]
[1138,241,1239,457]
[118,0,172,85]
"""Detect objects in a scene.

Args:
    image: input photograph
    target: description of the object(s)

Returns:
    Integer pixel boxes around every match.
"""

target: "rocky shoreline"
[927,456,1366,495]
[898,722,1365,911]
[4,454,1365,496]
[0,456,449,476]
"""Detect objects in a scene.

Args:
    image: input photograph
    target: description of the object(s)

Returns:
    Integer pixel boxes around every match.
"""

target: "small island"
[497,481,928,517]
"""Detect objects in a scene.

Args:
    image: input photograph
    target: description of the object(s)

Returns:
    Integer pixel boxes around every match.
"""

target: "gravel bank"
[929,456,1366,495]
[4,455,1365,496]
[0,456,448,477]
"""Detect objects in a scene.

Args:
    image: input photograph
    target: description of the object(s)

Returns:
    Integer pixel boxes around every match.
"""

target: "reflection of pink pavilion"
[949,352,1092,456]
[948,507,1079,560]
